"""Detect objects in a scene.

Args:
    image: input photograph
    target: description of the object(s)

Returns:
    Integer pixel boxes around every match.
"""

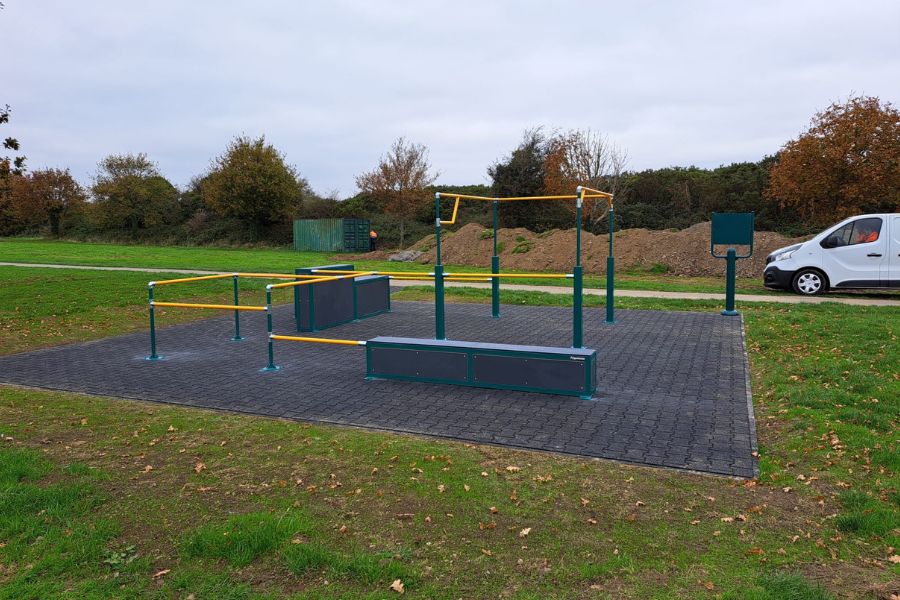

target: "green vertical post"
[491,199,500,318]
[231,274,243,341]
[722,248,739,316]
[434,193,446,340]
[146,283,161,360]
[606,200,616,324]
[573,188,584,347]
[263,286,280,371]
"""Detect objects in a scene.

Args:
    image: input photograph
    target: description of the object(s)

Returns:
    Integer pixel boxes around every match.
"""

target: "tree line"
[1,96,897,248]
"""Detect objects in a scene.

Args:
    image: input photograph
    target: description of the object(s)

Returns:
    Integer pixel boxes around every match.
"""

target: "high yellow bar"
[151,301,267,311]
[269,272,374,289]
[445,272,571,279]
[151,273,232,286]
[236,272,323,279]
[312,269,431,277]
[438,192,609,202]
[270,334,365,346]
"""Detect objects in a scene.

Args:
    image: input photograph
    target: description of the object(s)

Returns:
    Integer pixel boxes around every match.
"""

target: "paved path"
[0,302,757,478]
[2,261,899,306]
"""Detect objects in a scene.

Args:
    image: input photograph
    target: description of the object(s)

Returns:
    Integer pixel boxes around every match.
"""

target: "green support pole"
[491,199,500,318]
[262,287,280,371]
[231,275,243,341]
[146,284,162,360]
[606,202,616,324]
[434,193,446,340]
[722,248,739,316]
[573,189,584,347]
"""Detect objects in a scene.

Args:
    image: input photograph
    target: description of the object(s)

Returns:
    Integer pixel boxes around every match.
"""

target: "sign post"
[710,212,755,316]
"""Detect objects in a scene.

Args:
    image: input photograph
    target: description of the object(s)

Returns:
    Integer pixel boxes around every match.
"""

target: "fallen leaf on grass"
[580,498,590,507]
[720,517,734,523]
[489,506,498,514]
[888,555,900,564]
[480,471,488,477]
[587,518,597,525]
[80,417,88,426]
[395,513,415,520]
[389,579,405,594]
[690,520,701,525]
[506,466,521,473]
[464,484,471,492]
[746,547,765,556]
[481,548,493,556]
[702,581,715,590]
[194,462,205,474]
[142,465,153,473]
[509,489,518,502]
[519,527,531,538]
[437,484,445,493]
[152,569,170,579]
[479,522,496,530]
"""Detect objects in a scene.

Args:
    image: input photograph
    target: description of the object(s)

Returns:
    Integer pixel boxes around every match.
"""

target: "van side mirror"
[821,235,843,249]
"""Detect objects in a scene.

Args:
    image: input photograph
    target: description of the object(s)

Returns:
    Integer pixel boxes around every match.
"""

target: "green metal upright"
[434,193,446,340]
[231,275,244,341]
[573,189,584,348]
[263,287,280,371]
[606,201,616,324]
[146,284,161,360]
[722,248,739,316]
[491,199,500,318]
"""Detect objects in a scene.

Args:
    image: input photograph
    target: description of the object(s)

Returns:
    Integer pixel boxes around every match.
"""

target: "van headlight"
[772,249,796,262]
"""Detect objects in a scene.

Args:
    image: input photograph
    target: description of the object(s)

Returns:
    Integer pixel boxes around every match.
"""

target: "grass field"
[0,237,787,295]
[0,265,898,598]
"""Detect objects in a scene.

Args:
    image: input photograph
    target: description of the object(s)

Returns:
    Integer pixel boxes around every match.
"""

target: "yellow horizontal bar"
[270,334,365,346]
[445,273,571,279]
[437,192,609,202]
[391,276,492,282]
[236,272,322,279]
[151,274,232,286]
[313,269,429,277]
[152,301,266,311]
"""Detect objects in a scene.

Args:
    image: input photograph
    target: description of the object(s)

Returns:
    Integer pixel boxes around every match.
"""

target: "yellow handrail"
[151,301,267,311]
[436,192,612,202]
[151,273,232,286]
[235,272,323,279]
[270,334,365,346]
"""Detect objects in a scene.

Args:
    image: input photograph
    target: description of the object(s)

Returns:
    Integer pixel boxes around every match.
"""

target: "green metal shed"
[293,218,371,252]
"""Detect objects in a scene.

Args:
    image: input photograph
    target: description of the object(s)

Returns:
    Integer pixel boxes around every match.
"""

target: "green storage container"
[293,218,371,252]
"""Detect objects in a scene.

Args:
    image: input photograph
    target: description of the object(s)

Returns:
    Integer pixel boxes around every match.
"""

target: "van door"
[887,215,900,288]
[818,216,887,288]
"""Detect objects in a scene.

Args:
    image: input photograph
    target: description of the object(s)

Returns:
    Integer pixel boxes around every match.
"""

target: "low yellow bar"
[152,301,267,311]
[152,273,232,286]
[270,334,365,346]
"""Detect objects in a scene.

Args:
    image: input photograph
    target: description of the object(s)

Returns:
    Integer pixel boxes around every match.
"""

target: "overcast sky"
[2,1,899,197]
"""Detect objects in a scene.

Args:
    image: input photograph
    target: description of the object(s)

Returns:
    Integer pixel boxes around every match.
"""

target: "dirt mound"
[364,222,806,277]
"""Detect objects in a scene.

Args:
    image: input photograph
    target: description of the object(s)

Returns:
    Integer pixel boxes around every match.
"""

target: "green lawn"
[0,267,897,598]
[0,237,782,294]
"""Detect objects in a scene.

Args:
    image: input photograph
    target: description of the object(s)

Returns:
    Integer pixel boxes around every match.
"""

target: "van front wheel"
[792,269,827,296]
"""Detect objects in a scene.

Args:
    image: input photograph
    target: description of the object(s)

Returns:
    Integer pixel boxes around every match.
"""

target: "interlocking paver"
[0,301,757,477]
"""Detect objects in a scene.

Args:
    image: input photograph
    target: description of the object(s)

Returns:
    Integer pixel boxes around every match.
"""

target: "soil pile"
[364,222,807,277]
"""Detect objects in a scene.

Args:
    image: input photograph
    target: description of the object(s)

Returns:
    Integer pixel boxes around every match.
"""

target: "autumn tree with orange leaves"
[766,96,900,227]
[356,137,438,249]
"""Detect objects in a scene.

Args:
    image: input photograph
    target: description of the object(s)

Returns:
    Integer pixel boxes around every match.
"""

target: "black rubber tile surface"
[0,302,757,477]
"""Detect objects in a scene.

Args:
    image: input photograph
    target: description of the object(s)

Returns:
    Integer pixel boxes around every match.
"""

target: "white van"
[763,213,900,295]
